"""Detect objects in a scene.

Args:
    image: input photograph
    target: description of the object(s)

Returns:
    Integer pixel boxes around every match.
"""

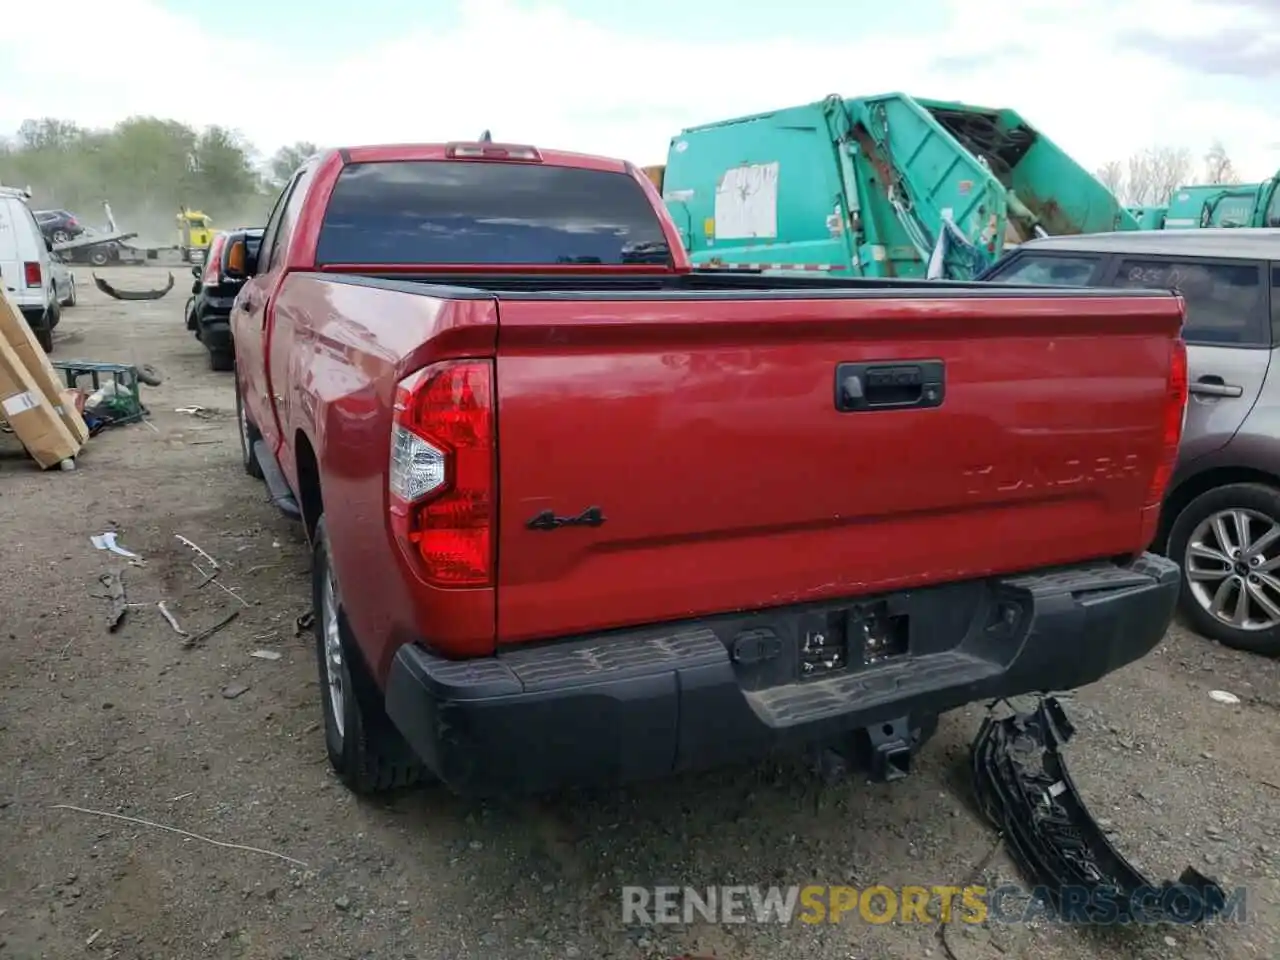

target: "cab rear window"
[315,161,671,267]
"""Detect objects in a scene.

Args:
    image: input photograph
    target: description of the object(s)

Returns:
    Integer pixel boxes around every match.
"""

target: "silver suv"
[981,229,1280,656]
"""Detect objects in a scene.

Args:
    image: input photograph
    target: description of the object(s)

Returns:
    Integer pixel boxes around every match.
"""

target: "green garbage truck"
[1158,174,1280,229]
[656,92,1139,280]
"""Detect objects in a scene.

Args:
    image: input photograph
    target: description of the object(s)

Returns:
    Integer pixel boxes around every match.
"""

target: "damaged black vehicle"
[186,226,262,372]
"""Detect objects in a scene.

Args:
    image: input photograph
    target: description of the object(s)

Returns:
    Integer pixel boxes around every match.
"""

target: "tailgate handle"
[836,361,945,412]
[1190,376,1243,399]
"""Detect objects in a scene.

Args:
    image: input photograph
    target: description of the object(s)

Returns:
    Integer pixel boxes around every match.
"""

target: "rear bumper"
[386,554,1179,796]
[196,298,233,349]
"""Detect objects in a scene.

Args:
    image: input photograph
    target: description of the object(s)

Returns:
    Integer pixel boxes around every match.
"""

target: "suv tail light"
[203,236,227,284]
[388,360,494,587]
[23,261,41,287]
[1145,338,1188,508]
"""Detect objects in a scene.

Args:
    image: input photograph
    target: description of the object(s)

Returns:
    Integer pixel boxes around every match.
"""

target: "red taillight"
[388,360,494,587]
[1146,338,1188,508]
[23,261,41,287]
[67,217,78,228]
[203,236,227,283]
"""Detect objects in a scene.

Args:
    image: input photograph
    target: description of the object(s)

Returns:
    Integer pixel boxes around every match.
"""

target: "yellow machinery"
[177,207,214,263]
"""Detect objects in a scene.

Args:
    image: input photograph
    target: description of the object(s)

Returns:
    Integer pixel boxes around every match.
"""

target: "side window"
[1110,258,1267,346]
[1266,188,1280,229]
[257,173,301,273]
[985,254,1101,286]
[1271,266,1280,343]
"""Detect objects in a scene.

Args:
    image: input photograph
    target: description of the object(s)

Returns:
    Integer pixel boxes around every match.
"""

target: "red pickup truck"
[226,139,1189,798]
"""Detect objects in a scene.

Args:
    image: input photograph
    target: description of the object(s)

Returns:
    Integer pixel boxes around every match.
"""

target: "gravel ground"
[1,266,1278,960]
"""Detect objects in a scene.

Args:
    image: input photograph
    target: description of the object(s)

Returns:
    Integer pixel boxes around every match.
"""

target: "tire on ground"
[1167,481,1280,656]
[311,516,428,794]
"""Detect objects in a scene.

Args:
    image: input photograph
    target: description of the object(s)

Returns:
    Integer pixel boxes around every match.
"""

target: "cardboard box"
[0,331,81,468]
[0,288,88,443]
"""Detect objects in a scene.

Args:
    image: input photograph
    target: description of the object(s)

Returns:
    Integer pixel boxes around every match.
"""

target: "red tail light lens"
[1146,338,1188,508]
[23,261,41,287]
[204,236,227,283]
[388,360,494,587]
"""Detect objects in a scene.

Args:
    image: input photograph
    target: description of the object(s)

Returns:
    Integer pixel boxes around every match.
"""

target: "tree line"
[1094,140,1245,208]
[0,114,1253,231]
[0,116,317,235]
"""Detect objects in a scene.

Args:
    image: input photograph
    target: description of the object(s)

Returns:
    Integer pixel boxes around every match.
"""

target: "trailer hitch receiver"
[868,716,912,782]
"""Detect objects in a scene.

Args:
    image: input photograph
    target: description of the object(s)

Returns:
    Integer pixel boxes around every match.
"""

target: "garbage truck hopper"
[660,92,1139,280]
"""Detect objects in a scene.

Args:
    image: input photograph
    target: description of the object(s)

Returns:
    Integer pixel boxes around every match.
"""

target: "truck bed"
[275,270,1184,648]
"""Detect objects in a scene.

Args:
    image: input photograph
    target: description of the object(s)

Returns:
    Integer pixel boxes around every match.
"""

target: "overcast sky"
[4,0,1278,179]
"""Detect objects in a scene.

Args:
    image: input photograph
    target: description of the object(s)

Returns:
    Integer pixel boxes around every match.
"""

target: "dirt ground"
[1,266,1278,960]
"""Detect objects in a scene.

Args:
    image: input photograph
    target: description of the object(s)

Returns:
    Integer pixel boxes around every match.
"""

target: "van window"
[316,161,672,266]
[983,254,1101,286]
[1110,258,1267,346]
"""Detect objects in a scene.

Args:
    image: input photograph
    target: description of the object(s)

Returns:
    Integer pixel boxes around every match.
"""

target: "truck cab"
[177,208,213,264]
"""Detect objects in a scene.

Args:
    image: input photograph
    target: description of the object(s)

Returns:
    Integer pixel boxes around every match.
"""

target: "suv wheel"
[312,517,428,794]
[234,375,263,479]
[1168,482,1280,656]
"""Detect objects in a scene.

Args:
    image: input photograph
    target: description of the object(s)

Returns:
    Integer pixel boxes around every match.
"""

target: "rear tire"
[312,517,428,794]
[1168,482,1280,657]
[35,321,53,353]
[209,348,234,372]
[234,375,264,479]
[89,249,109,267]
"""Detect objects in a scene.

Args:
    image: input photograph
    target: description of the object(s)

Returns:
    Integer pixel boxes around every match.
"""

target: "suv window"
[1266,188,1280,229]
[316,161,672,266]
[1272,266,1280,342]
[983,254,1101,286]
[1109,258,1267,346]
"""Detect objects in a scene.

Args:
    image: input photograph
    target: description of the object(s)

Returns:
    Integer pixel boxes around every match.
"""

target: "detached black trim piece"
[972,696,1228,924]
[386,553,1180,797]
[93,271,175,301]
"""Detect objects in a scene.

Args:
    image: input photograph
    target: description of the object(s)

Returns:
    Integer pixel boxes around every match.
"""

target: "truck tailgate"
[494,294,1183,644]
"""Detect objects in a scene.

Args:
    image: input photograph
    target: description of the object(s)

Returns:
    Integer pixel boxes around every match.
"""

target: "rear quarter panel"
[272,275,498,679]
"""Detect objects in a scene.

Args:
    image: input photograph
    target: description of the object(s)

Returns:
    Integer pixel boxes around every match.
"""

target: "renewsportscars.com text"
[621,884,1246,926]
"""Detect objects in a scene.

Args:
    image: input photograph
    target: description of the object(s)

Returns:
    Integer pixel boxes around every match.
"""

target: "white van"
[0,185,58,351]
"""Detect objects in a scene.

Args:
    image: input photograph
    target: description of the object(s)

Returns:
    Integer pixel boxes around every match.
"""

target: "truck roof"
[334,143,631,174]
[1018,228,1280,260]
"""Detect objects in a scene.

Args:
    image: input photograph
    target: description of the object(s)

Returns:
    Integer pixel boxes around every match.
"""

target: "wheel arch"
[295,429,324,544]
[1157,465,1280,553]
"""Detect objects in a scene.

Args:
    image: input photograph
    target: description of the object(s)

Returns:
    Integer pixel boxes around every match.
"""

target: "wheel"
[52,230,70,243]
[35,320,53,353]
[64,277,76,307]
[234,374,264,479]
[89,249,109,267]
[1168,482,1280,656]
[312,516,428,794]
[45,298,61,332]
[209,348,234,372]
